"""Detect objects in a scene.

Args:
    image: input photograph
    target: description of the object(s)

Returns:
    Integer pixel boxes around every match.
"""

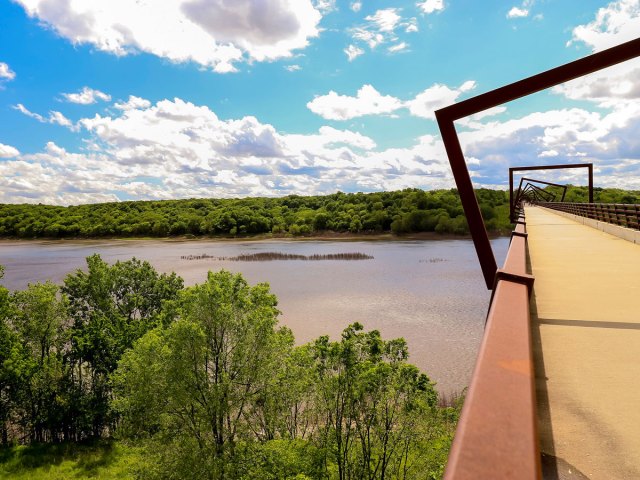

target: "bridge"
[435,38,640,479]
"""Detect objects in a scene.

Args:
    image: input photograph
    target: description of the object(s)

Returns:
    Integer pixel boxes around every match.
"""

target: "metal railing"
[543,202,640,230]
[444,214,539,480]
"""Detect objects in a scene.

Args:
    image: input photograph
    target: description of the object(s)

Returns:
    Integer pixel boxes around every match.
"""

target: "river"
[0,237,509,393]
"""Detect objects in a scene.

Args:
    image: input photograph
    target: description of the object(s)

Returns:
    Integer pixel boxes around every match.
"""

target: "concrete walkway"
[525,206,640,480]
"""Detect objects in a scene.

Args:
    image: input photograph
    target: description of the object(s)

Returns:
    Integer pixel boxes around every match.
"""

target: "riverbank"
[0,229,509,244]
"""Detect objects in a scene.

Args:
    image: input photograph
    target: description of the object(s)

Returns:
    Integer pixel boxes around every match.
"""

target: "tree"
[62,254,183,438]
[311,324,438,480]
[113,270,292,479]
[8,281,68,442]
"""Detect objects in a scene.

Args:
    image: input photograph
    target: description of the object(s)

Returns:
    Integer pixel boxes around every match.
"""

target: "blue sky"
[0,0,639,204]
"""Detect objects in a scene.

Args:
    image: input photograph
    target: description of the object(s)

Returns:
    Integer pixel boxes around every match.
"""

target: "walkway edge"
[444,217,541,480]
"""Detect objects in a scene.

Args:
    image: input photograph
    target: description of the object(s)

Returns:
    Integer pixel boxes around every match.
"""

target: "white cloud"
[417,0,444,14]
[62,86,112,104]
[14,0,322,73]
[388,42,408,53]
[553,62,640,106]
[344,44,364,61]
[307,81,477,121]
[284,64,301,72]
[14,103,45,123]
[507,7,529,18]
[49,111,73,128]
[0,62,15,81]
[348,8,419,57]
[405,18,419,33]
[350,1,362,12]
[314,0,336,13]
[556,1,640,108]
[569,0,640,51]
[307,85,403,120]
[365,8,402,32]
[14,103,76,130]
[455,101,640,189]
[1,96,458,204]
[114,95,152,110]
[406,81,477,120]
[0,143,19,158]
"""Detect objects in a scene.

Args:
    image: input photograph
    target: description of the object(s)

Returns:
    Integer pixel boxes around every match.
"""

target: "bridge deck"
[526,206,640,479]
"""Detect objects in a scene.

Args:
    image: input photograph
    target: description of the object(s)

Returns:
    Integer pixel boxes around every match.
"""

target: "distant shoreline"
[0,230,509,244]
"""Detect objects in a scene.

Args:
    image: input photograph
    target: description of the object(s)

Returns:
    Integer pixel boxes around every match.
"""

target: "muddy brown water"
[0,237,508,393]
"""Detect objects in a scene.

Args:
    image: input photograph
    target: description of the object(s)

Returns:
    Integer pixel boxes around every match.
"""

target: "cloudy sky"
[0,0,639,204]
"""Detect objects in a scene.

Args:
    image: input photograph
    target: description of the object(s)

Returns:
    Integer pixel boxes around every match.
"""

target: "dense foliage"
[0,189,513,238]
[1,187,636,240]
[0,259,461,479]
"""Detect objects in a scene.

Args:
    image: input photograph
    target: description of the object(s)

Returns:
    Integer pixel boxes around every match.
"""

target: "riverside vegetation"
[0,188,512,238]
[1,187,636,240]
[0,257,462,479]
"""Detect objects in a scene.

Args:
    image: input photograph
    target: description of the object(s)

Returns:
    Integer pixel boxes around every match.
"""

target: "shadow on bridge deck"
[526,206,640,479]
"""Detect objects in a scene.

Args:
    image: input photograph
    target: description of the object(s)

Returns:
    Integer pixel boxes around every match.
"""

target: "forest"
[1,187,637,240]
[0,257,461,479]
[0,188,514,238]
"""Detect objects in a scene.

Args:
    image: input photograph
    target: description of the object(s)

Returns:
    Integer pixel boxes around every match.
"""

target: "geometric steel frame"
[514,177,569,211]
[512,177,567,206]
[435,38,640,289]
[518,183,556,204]
[509,165,592,222]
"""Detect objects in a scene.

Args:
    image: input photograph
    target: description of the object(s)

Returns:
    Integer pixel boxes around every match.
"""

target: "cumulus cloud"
[344,44,364,61]
[314,0,336,13]
[307,85,404,120]
[507,7,529,18]
[555,1,640,107]
[14,0,322,73]
[0,62,15,81]
[284,64,301,72]
[114,95,152,110]
[62,86,111,104]
[569,0,640,51]
[350,1,362,13]
[307,81,477,121]
[507,0,536,19]
[0,95,458,204]
[406,81,476,120]
[455,101,640,189]
[365,8,402,32]
[417,0,445,14]
[0,143,20,158]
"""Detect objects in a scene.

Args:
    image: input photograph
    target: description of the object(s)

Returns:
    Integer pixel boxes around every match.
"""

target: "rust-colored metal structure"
[435,37,640,480]
[510,165,592,222]
[513,177,569,215]
[435,38,639,289]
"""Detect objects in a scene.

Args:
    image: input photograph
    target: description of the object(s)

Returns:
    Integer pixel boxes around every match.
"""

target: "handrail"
[444,213,540,480]
[543,202,640,230]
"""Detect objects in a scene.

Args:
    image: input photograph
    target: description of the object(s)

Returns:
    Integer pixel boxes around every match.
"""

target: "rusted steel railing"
[544,202,640,230]
[444,214,539,480]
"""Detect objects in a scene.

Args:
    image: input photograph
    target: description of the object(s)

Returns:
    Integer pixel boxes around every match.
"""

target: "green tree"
[62,255,183,437]
[311,324,438,480]
[9,281,68,442]
[113,270,292,479]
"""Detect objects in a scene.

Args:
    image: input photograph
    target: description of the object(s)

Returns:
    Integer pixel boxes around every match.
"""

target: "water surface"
[0,237,508,393]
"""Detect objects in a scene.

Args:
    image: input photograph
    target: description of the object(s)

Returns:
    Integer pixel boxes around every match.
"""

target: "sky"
[0,0,639,205]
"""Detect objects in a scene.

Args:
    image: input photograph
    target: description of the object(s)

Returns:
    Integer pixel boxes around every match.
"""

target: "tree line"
[2,187,636,240]
[0,258,460,479]
[0,189,514,238]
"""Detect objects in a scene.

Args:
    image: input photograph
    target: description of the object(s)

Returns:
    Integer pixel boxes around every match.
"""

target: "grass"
[0,440,144,479]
